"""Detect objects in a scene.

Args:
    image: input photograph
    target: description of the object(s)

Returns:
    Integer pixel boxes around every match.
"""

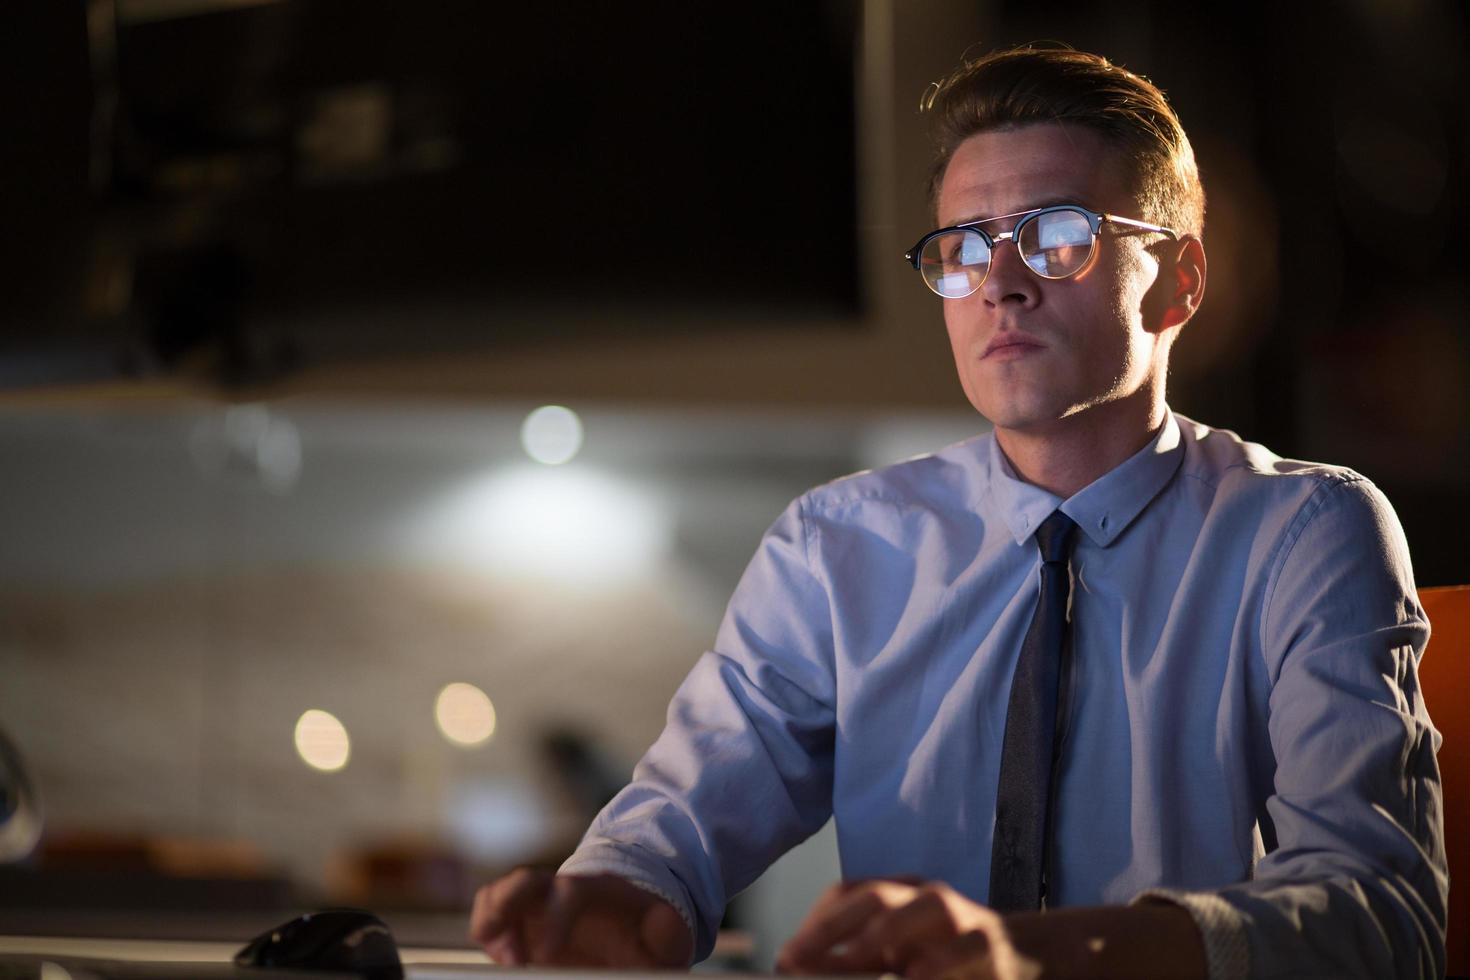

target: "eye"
[957,235,988,266]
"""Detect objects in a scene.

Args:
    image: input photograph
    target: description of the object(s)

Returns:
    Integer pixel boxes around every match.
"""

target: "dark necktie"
[988,510,1078,912]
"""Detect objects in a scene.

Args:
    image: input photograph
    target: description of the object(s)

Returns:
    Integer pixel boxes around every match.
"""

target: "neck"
[995,396,1167,499]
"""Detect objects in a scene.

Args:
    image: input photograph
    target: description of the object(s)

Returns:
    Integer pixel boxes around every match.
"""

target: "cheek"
[1087,253,1155,357]
[941,304,964,357]
[941,303,986,400]
[942,300,981,353]
[1112,244,1161,320]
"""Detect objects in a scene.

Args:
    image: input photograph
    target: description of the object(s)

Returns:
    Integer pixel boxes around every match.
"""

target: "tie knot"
[1034,511,1077,565]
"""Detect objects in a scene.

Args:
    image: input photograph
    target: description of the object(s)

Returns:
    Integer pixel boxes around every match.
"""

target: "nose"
[978,238,1041,309]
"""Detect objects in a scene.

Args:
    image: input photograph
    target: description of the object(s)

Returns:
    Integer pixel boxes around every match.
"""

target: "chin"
[972,399,1065,433]
[966,377,1071,430]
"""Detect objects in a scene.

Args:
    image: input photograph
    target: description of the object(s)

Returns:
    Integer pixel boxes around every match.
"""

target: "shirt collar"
[984,410,1185,548]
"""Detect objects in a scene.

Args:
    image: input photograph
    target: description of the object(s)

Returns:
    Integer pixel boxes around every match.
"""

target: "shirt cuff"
[1132,888,1250,980]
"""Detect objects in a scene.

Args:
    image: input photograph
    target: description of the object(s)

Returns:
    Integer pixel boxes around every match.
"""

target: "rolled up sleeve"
[560,496,838,961]
[1148,476,1446,979]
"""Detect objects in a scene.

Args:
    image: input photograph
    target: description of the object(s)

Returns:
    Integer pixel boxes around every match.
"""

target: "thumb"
[640,900,694,967]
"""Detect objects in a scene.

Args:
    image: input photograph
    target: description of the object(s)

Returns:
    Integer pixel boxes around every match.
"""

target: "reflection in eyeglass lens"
[1020,210,1094,277]
[922,230,989,297]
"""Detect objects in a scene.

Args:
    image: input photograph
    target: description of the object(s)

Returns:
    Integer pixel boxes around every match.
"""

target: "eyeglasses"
[904,204,1178,299]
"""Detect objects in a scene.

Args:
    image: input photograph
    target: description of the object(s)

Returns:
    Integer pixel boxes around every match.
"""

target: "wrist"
[1004,904,1207,980]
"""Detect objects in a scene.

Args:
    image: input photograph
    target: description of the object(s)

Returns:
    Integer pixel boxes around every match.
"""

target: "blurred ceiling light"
[298,85,392,184]
[404,465,670,584]
[294,709,350,772]
[435,682,497,747]
[520,405,584,465]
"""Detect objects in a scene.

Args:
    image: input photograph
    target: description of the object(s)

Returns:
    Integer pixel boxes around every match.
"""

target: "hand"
[468,868,693,968]
[777,879,1040,980]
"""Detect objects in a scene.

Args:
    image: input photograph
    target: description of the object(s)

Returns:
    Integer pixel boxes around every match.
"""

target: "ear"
[1156,235,1206,332]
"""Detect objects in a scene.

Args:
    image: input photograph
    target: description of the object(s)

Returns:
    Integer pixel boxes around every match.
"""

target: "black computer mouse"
[235,909,403,980]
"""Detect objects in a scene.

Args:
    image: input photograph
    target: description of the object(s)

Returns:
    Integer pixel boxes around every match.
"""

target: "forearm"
[1159,869,1447,980]
[1005,904,1207,980]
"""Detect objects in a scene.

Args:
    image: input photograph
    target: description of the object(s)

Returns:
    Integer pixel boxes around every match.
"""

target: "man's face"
[935,123,1171,437]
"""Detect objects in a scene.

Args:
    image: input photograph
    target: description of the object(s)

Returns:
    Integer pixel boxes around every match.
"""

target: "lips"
[982,333,1047,359]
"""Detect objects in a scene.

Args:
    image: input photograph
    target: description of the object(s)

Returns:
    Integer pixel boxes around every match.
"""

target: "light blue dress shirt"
[560,411,1446,979]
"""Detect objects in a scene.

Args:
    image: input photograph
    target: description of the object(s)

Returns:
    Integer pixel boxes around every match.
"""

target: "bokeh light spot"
[435,682,497,747]
[521,406,584,465]
[294,709,350,772]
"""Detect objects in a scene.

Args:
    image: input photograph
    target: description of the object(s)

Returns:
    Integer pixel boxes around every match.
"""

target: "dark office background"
[5,1,1465,584]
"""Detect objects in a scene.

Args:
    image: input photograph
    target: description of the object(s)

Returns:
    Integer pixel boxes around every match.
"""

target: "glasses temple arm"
[1102,213,1179,238]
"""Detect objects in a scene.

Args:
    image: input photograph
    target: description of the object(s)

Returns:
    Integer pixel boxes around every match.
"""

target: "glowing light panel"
[403,465,671,584]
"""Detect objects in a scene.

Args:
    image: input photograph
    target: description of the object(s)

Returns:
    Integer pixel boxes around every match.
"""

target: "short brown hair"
[922,45,1205,236]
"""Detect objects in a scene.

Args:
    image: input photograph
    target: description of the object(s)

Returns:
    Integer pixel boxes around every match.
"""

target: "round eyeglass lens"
[920,229,989,297]
[1018,209,1095,278]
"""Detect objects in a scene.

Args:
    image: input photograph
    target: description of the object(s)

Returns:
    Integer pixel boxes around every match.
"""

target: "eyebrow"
[942,195,1097,229]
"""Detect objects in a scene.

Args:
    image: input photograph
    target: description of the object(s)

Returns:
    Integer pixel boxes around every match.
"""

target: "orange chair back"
[1420,585,1469,976]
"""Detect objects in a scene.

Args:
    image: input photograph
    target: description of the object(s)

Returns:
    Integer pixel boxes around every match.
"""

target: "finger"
[841,886,956,972]
[885,874,928,887]
[481,934,524,967]
[908,932,994,980]
[540,875,665,968]
[779,892,880,969]
[538,874,594,962]
[777,885,844,972]
[469,867,552,938]
[468,867,552,958]
[640,898,694,967]
[779,884,910,972]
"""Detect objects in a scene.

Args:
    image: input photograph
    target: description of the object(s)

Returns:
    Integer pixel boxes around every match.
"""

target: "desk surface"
[0,936,492,980]
[0,937,870,980]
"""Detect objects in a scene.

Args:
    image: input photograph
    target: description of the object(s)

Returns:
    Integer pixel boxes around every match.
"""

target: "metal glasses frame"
[903,204,1179,298]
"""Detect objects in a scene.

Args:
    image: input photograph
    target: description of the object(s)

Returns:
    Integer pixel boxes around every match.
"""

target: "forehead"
[936,123,1133,227]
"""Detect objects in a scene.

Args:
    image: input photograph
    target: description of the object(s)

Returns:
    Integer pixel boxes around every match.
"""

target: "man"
[469,46,1446,979]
